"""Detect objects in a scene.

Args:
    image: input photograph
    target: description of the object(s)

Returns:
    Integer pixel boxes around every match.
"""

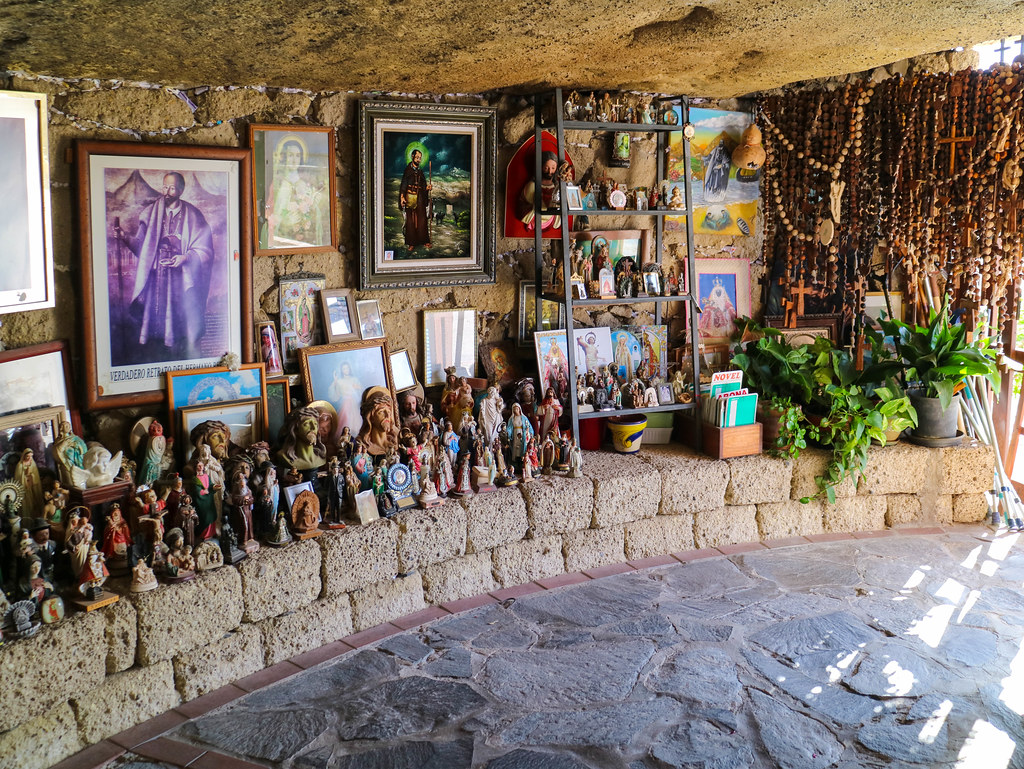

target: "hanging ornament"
[731,123,767,170]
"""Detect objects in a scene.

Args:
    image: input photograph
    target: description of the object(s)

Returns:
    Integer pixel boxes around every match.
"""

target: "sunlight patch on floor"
[917,698,952,744]
[954,719,1016,768]
[883,659,918,696]
[998,637,1024,715]
[906,604,955,648]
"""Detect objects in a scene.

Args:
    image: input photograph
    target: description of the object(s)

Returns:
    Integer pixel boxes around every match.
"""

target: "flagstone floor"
[86,526,1024,769]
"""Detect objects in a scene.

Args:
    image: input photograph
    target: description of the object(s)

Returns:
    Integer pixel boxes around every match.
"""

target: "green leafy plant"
[730,318,816,407]
[767,396,819,460]
[877,298,1000,409]
[808,383,888,503]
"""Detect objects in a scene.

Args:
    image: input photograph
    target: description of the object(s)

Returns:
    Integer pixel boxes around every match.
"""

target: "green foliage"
[876,297,1000,410]
[765,396,819,461]
[731,318,816,407]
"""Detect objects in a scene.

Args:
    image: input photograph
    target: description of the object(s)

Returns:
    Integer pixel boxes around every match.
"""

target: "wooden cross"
[790,279,814,316]
[782,296,798,329]
[1016,35,1024,57]
[1005,192,1021,233]
[854,332,872,371]
[936,126,975,176]
[960,298,979,343]
[997,38,1014,63]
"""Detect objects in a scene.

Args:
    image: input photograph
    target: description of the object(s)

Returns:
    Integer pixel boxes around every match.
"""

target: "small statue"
[176,494,199,550]
[194,540,224,570]
[265,510,293,547]
[344,462,361,517]
[102,503,131,569]
[82,444,124,488]
[276,406,327,472]
[451,453,473,497]
[398,391,424,436]
[138,420,174,487]
[78,541,109,599]
[130,559,158,592]
[536,388,563,440]
[668,185,685,210]
[357,387,400,457]
[53,420,89,490]
[226,473,258,552]
[219,515,246,564]
[290,489,321,538]
[567,440,583,478]
[435,449,454,497]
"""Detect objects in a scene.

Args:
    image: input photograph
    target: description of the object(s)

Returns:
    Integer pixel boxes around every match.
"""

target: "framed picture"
[764,314,842,346]
[358,100,497,289]
[76,140,253,410]
[422,308,477,387]
[517,280,566,348]
[165,363,268,438]
[658,384,674,405]
[0,90,54,314]
[266,377,291,441]
[0,341,79,433]
[299,339,395,439]
[356,299,385,340]
[609,325,669,381]
[284,480,316,512]
[320,288,359,343]
[390,349,418,393]
[573,327,613,375]
[565,184,583,211]
[643,271,662,296]
[695,258,751,344]
[278,270,326,370]
[0,404,65,471]
[256,320,284,377]
[249,124,337,255]
[534,329,570,404]
[572,230,651,271]
[864,292,903,324]
[179,396,265,462]
[571,280,587,300]
[480,341,521,389]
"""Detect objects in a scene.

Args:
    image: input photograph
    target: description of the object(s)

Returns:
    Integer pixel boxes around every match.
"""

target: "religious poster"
[278,271,326,371]
[666,107,760,237]
[695,258,751,344]
[572,327,613,375]
[609,326,668,381]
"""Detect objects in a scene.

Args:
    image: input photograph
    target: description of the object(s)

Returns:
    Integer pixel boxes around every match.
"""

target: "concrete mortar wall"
[0,440,993,768]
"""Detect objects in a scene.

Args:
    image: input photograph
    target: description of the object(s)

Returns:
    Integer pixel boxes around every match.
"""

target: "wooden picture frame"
[694,257,751,344]
[356,299,385,340]
[265,376,291,442]
[249,124,337,255]
[764,313,842,345]
[358,100,497,289]
[299,339,395,439]
[319,288,359,343]
[165,363,268,439]
[422,308,478,387]
[76,140,253,410]
[0,404,65,465]
[0,340,80,434]
[179,396,265,463]
[0,90,55,314]
[517,280,565,349]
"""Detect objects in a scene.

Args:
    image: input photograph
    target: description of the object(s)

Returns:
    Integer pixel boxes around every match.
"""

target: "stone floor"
[73,526,1024,769]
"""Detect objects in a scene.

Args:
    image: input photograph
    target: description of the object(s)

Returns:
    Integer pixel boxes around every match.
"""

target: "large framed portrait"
[695,257,751,344]
[179,397,265,463]
[0,90,55,314]
[76,140,253,410]
[299,339,396,440]
[165,363,268,439]
[358,100,496,289]
[764,314,842,345]
[0,341,79,434]
[422,308,477,387]
[249,124,337,255]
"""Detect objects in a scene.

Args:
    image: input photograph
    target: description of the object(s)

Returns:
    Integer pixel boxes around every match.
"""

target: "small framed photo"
[480,341,521,388]
[256,320,284,377]
[565,184,583,211]
[571,280,588,300]
[422,308,478,387]
[320,288,359,343]
[265,377,291,441]
[279,270,326,370]
[249,124,337,255]
[179,396,265,461]
[643,271,662,296]
[299,339,395,438]
[0,340,79,434]
[356,299,385,340]
[517,280,565,348]
[0,404,65,472]
[165,363,268,439]
[657,383,674,405]
[390,349,419,393]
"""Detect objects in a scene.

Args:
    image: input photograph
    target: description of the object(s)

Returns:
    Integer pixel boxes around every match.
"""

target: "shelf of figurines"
[0,376,601,643]
[542,89,686,130]
[563,208,692,218]
[542,292,696,308]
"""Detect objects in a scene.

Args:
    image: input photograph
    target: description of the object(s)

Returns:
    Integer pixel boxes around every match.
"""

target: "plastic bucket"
[579,418,605,450]
[608,415,648,454]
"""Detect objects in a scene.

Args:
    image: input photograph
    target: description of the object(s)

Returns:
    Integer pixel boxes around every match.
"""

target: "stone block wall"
[0,440,994,768]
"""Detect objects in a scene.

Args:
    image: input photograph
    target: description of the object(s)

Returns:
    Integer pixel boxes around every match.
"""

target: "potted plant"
[877,299,999,439]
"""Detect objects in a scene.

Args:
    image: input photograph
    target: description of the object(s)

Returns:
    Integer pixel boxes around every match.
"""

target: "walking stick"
[428,160,433,246]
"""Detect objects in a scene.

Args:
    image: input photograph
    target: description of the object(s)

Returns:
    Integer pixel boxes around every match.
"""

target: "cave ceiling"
[2,0,1023,96]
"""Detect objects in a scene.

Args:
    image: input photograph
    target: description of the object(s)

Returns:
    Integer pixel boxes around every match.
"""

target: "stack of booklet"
[700,370,758,428]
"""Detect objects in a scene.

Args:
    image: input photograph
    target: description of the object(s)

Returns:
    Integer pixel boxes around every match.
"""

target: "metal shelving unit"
[531,87,702,443]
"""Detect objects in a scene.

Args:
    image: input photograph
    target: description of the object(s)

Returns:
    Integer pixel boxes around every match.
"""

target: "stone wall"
[0,71,760,446]
[0,439,994,769]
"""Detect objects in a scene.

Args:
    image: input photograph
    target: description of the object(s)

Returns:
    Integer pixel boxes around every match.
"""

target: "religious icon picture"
[359,101,496,289]
[610,131,630,168]
[533,330,570,406]
[695,258,750,344]
[517,281,565,348]
[480,341,521,389]
[76,140,253,410]
[249,125,337,255]
[643,271,662,296]
[503,131,575,240]
[278,270,326,371]
[572,327,613,375]
[256,321,284,377]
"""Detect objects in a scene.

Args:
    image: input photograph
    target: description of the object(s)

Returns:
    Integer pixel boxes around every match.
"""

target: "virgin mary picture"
[694,259,749,344]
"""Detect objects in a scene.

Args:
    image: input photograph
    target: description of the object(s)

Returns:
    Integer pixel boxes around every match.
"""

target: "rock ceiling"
[2,0,1024,96]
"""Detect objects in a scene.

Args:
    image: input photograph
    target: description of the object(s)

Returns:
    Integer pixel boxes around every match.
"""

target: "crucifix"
[997,38,1013,63]
[854,332,872,371]
[789,278,814,317]
[936,125,975,177]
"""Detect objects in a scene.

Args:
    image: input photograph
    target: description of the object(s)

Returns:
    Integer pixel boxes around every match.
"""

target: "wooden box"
[701,422,763,459]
